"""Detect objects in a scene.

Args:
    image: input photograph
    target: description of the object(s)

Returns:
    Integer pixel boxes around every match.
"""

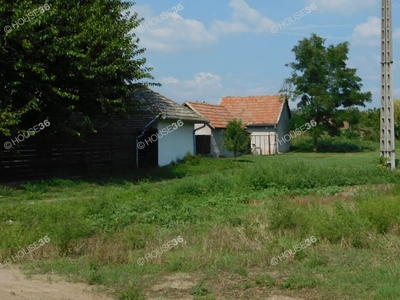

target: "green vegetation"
[0,0,156,136]
[282,33,372,151]
[222,119,250,160]
[395,99,400,140]
[290,134,379,153]
[1,151,400,299]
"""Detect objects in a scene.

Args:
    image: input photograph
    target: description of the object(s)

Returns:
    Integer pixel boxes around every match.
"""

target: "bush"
[312,203,368,248]
[358,198,400,234]
[291,135,378,152]
[183,152,200,165]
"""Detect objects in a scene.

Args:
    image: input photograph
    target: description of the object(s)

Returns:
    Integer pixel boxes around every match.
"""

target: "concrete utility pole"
[381,0,396,169]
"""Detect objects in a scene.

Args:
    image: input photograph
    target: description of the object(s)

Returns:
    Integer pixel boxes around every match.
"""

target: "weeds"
[1,153,400,299]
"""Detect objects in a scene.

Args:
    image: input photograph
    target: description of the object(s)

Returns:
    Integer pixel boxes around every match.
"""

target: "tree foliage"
[222,119,250,160]
[282,33,372,151]
[395,99,400,140]
[0,0,157,137]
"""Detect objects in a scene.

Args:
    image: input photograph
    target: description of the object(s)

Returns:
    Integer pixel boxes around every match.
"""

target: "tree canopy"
[0,0,157,137]
[222,119,250,160]
[395,99,400,140]
[282,33,372,151]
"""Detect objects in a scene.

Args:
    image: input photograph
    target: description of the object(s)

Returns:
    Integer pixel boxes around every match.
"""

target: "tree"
[282,33,372,151]
[350,108,379,141]
[395,99,400,140]
[0,0,157,137]
[222,119,250,160]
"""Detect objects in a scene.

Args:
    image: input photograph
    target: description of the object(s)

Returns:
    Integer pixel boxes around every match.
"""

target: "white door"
[251,134,276,155]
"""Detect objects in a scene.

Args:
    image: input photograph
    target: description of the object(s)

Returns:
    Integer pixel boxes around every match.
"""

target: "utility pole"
[381,0,396,169]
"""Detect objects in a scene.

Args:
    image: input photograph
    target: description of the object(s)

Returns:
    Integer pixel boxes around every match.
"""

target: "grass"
[1,148,400,299]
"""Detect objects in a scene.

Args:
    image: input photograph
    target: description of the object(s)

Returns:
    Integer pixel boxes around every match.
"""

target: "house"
[220,95,291,155]
[185,95,291,157]
[132,89,207,167]
[184,102,236,157]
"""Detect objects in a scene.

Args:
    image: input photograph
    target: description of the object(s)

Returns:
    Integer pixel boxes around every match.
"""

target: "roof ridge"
[221,94,281,98]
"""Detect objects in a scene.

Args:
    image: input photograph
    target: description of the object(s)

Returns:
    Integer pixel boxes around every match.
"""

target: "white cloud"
[155,72,276,104]
[350,16,400,47]
[131,1,278,52]
[132,5,216,52]
[350,16,381,46]
[305,0,378,14]
[157,72,224,103]
[211,0,275,35]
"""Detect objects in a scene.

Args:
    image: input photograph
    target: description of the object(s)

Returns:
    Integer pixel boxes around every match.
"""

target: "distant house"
[133,89,207,167]
[220,95,291,155]
[184,102,236,157]
[185,95,291,157]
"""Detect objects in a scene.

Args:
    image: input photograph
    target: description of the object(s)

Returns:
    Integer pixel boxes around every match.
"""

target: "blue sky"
[131,0,400,109]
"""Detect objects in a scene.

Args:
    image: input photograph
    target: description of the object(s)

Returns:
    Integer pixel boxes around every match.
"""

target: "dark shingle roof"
[130,89,207,123]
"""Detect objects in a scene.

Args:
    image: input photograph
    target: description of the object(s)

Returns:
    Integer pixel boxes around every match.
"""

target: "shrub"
[358,198,400,234]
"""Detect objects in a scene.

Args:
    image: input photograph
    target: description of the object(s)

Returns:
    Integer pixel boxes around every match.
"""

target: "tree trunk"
[313,137,318,152]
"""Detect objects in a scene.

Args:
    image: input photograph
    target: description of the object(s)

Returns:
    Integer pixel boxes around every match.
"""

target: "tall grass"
[1,154,400,299]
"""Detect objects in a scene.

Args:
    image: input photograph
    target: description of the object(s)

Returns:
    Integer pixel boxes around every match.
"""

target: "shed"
[132,89,207,167]
[220,95,291,155]
[184,102,237,157]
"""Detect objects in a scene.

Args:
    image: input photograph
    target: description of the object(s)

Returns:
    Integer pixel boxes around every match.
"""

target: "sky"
[130,0,400,109]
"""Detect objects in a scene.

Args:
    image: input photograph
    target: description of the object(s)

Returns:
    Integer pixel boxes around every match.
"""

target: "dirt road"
[0,265,112,300]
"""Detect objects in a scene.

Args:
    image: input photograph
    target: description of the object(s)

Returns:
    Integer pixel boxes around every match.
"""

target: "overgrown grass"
[1,152,400,299]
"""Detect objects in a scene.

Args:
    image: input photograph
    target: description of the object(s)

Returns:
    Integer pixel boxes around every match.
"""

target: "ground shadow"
[235,159,254,163]
[1,164,189,188]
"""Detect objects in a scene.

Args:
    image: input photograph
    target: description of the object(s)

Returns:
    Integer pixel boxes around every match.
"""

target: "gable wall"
[157,119,195,166]
[276,104,291,153]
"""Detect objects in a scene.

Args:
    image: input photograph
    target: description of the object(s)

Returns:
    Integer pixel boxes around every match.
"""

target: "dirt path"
[0,265,112,300]
[0,265,304,299]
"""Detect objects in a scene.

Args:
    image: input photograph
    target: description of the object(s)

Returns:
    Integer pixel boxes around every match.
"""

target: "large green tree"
[0,0,156,137]
[222,119,250,161]
[282,33,372,151]
[395,99,400,140]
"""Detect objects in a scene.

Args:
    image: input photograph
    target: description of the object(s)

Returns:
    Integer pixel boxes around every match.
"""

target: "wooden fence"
[0,125,138,184]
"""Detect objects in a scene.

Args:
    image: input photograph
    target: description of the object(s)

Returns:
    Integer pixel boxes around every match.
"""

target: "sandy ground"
[0,265,112,300]
[0,266,303,300]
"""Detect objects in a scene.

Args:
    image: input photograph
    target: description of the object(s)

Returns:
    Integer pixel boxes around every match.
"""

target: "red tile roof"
[220,95,286,126]
[184,101,237,129]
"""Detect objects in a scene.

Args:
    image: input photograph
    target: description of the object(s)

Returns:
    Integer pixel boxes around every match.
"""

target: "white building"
[132,89,207,167]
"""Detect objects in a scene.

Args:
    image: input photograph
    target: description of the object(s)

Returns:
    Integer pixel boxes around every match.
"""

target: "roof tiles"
[220,95,285,126]
[184,101,236,129]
